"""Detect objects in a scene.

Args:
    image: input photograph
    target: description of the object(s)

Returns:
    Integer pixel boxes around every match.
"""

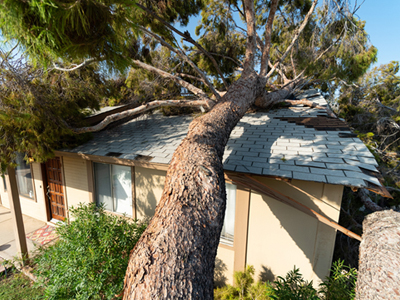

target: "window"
[15,153,34,199]
[94,163,132,216]
[220,183,236,245]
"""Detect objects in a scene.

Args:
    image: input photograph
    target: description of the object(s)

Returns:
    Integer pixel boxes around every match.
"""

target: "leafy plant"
[319,260,357,300]
[33,203,147,300]
[215,261,357,300]
[272,267,319,300]
[214,266,274,300]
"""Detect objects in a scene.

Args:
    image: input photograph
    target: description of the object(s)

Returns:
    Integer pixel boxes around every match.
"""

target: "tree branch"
[359,188,384,212]
[190,49,242,68]
[50,58,99,72]
[259,0,279,77]
[134,3,229,89]
[242,0,257,73]
[175,73,206,83]
[233,2,245,19]
[71,99,215,133]
[132,59,210,99]
[268,60,289,83]
[138,26,221,100]
[284,98,337,118]
[265,0,318,80]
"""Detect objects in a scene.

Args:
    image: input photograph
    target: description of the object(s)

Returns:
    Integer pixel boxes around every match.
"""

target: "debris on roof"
[64,91,388,196]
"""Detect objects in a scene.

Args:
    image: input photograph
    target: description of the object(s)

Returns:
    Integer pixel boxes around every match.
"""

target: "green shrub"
[272,267,319,300]
[214,266,274,300]
[214,261,357,300]
[319,260,357,300]
[34,203,147,300]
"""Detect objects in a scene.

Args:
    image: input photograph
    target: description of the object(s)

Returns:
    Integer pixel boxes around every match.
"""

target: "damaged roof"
[64,90,388,196]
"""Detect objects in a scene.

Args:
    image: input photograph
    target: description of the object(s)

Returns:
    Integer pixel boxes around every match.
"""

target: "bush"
[214,266,274,300]
[214,261,357,300]
[34,203,147,300]
[319,260,357,300]
[272,267,319,300]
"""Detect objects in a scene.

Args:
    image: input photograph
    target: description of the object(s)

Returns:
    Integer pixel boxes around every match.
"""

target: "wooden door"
[44,157,66,221]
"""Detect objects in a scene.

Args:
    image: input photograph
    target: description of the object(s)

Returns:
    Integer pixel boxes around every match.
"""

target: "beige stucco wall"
[215,246,235,286]
[0,163,48,222]
[246,177,343,285]
[62,156,91,218]
[135,167,166,220]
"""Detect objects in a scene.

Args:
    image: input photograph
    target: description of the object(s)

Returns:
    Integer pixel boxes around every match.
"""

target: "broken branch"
[70,99,215,133]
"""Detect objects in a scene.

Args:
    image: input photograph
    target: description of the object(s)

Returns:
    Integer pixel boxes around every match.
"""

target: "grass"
[0,268,44,300]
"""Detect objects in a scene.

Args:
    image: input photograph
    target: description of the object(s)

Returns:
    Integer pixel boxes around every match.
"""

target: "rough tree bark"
[122,71,265,299]
[356,210,400,299]
[120,0,316,298]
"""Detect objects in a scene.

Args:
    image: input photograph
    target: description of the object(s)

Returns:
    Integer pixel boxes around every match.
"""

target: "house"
[0,90,389,286]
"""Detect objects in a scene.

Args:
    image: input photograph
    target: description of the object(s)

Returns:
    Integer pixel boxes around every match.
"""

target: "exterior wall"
[135,167,166,220]
[215,246,235,287]
[246,177,343,285]
[1,152,343,287]
[0,163,48,222]
[62,156,91,219]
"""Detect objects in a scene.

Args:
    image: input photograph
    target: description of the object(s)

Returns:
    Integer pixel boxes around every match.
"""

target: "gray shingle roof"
[64,91,384,191]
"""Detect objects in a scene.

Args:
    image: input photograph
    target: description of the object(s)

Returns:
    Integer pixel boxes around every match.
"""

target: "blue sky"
[356,0,400,67]
[180,1,400,69]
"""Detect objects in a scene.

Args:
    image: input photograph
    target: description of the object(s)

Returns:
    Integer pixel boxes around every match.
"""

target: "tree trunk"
[356,210,400,299]
[123,71,263,299]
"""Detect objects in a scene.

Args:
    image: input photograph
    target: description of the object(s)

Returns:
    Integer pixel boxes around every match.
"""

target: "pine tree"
[0,1,378,298]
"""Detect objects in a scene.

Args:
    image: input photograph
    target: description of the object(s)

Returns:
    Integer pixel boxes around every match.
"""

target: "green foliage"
[272,267,319,300]
[33,203,147,300]
[337,61,400,202]
[270,2,376,89]
[0,0,137,71]
[319,260,357,300]
[215,266,274,300]
[0,269,44,300]
[0,54,109,169]
[214,262,357,300]
[0,0,204,72]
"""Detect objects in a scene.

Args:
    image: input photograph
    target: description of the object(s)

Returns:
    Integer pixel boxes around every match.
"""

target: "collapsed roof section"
[65,91,389,197]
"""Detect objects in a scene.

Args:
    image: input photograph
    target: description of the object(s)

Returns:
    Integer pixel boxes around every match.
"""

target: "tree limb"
[265,0,318,80]
[359,188,384,212]
[132,59,210,99]
[50,58,99,72]
[134,3,229,90]
[189,49,243,68]
[340,207,363,229]
[71,99,215,133]
[233,2,245,19]
[138,25,221,100]
[175,73,206,83]
[283,98,337,118]
[242,0,257,73]
[268,60,289,83]
[259,0,279,77]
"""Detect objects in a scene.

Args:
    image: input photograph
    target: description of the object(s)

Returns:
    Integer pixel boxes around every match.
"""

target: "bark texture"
[123,72,262,299]
[356,210,400,299]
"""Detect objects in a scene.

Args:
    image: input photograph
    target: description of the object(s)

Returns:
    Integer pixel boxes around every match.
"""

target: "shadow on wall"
[259,265,275,283]
[225,114,335,281]
[214,257,228,288]
[135,168,166,219]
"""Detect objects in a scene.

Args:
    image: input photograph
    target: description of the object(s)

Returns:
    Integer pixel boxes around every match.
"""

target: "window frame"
[93,162,135,217]
[219,182,237,247]
[15,153,37,202]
